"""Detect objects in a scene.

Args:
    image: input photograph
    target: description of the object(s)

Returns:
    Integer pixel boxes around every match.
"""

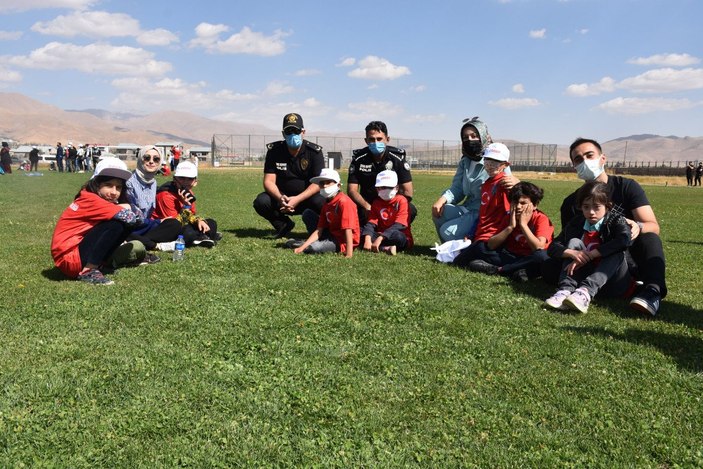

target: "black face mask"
[462,140,483,161]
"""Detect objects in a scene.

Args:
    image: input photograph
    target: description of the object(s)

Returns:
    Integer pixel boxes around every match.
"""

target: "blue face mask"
[285,133,303,149]
[368,141,386,156]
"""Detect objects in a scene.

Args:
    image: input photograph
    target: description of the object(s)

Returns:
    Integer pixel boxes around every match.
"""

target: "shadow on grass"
[41,267,70,282]
[563,325,703,373]
[668,239,703,246]
[226,228,275,239]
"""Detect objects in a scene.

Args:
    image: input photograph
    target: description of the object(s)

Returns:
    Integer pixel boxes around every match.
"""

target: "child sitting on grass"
[292,168,359,258]
[544,180,633,313]
[361,170,413,255]
[453,143,514,268]
[460,181,554,282]
[51,158,146,285]
[152,161,221,248]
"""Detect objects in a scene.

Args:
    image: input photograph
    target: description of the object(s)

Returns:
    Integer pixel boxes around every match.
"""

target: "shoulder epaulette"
[304,140,322,152]
[266,140,285,150]
[352,147,370,159]
[387,146,407,159]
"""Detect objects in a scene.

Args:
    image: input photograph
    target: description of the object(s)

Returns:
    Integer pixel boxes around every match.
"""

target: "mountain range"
[1,92,701,163]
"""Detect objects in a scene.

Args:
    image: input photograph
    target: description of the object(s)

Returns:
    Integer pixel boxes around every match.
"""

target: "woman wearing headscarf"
[125,145,182,254]
[431,117,517,242]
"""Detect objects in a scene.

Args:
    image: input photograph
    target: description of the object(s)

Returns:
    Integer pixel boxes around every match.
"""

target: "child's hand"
[363,239,373,251]
[508,204,518,229]
[518,203,533,227]
[371,237,383,253]
[196,219,210,233]
[293,246,305,254]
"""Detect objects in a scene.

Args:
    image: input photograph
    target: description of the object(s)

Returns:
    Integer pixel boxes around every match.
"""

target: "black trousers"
[78,220,130,268]
[253,192,325,232]
[127,218,182,251]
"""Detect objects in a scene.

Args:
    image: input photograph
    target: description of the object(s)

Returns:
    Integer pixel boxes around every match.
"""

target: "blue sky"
[1,0,701,144]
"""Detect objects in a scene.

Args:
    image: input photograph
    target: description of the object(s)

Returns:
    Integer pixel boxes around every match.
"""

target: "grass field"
[1,168,702,467]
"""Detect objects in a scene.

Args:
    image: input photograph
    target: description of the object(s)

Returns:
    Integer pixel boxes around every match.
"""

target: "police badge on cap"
[283,113,304,131]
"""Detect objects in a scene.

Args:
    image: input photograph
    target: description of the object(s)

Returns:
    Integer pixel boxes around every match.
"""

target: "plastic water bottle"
[173,235,185,261]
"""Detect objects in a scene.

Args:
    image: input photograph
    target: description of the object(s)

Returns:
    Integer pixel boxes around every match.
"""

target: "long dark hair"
[75,175,128,204]
[575,180,612,210]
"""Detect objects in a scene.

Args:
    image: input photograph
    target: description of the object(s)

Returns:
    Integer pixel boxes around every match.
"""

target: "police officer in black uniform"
[347,121,416,226]
[253,113,326,238]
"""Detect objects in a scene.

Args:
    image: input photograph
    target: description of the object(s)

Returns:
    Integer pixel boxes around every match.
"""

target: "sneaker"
[468,259,499,275]
[156,241,176,252]
[629,286,661,316]
[563,288,591,314]
[283,238,305,249]
[139,253,161,266]
[510,269,529,283]
[544,290,572,310]
[380,245,397,256]
[273,219,295,239]
[77,268,114,285]
[210,231,223,241]
[193,235,215,248]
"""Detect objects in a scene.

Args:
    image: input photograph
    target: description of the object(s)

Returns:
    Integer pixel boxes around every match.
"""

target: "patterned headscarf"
[460,116,492,150]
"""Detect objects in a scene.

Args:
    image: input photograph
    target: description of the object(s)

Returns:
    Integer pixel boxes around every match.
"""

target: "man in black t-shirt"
[253,113,325,238]
[545,137,667,316]
[347,121,415,226]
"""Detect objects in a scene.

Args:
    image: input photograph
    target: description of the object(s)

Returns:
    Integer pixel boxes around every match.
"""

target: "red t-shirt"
[504,209,554,256]
[51,190,123,277]
[473,172,510,242]
[317,192,360,253]
[368,195,414,249]
[153,185,197,219]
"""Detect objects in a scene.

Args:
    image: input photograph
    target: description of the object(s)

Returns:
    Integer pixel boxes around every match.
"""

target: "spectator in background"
[67,143,78,172]
[0,141,11,174]
[56,142,65,172]
[686,161,695,186]
[696,162,702,187]
[29,146,40,172]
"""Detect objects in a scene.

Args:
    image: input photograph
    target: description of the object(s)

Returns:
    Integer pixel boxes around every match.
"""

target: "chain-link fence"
[211,134,557,171]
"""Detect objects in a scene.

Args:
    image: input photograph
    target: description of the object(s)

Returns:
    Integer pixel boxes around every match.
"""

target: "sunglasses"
[283,128,302,135]
[142,154,161,163]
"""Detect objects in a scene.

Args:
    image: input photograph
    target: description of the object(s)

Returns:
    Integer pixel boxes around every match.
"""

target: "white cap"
[174,161,198,178]
[375,169,398,187]
[92,157,131,180]
[483,142,510,163]
[310,168,340,184]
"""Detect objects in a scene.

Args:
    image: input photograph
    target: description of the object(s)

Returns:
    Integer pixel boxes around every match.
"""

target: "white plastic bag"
[431,239,471,263]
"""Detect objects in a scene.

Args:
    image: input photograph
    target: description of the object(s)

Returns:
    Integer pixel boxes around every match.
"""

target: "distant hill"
[1,92,702,163]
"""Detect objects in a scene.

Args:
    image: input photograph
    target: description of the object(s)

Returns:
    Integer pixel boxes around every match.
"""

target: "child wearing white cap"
[453,143,514,268]
[291,168,360,258]
[152,161,221,248]
[51,158,147,285]
[361,170,413,255]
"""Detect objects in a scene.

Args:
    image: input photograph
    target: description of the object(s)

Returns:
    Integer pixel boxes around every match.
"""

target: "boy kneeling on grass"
[361,170,413,255]
[460,181,554,282]
[289,168,360,258]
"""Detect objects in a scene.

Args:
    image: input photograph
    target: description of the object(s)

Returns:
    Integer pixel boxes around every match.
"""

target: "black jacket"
[548,211,631,260]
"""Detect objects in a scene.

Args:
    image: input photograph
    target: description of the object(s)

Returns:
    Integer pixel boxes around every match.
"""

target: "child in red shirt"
[293,168,359,258]
[51,158,145,285]
[153,161,220,247]
[361,170,413,255]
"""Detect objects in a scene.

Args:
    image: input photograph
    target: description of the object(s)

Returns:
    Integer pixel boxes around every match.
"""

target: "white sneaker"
[156,241,176,252]
[544,289,572,310]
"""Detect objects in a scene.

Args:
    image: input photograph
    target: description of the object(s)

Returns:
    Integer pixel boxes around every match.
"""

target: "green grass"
[1,169,702,467]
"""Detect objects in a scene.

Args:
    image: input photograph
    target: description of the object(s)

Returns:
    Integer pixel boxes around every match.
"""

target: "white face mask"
[320,184,339,199]
[377,188,397,201]
[576,158,604,181]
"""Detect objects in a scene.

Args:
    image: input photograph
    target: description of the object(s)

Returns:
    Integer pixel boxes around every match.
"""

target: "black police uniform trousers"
[253,191,326,232]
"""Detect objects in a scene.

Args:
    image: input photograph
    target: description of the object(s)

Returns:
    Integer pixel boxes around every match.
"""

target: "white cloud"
[619,68,703,93]
[597,97,699,115]
[337,99,404,121]
[293,69,321,77]
[578,28,589,35]
[189,23,287,56]
[0,31,23,40]
[262,81,294,96]
[347,56,410,81]
[32,11,141,38]
[137,28,179,46]
[401,85,426,93]
[2,0,95,13]
[529,28,546,39]
[565,77,617,96]
[403,113,446,124]
[111,77,257,112]
[512,83,525,93]
[627,53,700,67]
[337,57,356,67]
[213,98,332,126]
[8,42,171,76]
[0,67,22,83]
[489,98,541,109]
